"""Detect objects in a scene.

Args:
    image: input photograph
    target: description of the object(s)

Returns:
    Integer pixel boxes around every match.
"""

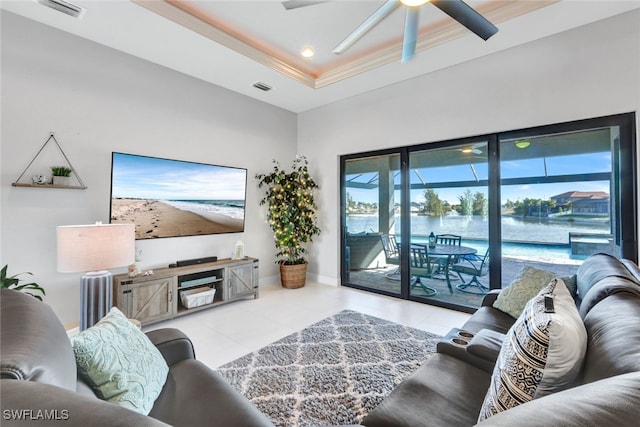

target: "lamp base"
[80,270,112,331]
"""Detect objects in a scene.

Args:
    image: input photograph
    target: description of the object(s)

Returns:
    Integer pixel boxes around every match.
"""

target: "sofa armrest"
[475,372,640,426]
[145,328,195,366]
[481,289,501,307]
[437,329,497,374]
[467,329,505,364]
[0,380,169,427]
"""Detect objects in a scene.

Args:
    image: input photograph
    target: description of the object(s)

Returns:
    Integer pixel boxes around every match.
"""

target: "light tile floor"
[144,282,471,369]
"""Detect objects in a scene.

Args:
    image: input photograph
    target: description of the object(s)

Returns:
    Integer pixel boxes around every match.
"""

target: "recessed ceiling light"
[515,140,531,149]
[301,46,315,58]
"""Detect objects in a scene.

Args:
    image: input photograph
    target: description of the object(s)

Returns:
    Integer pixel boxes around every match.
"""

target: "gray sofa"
[363,253,640,426]
[0,289,274,427]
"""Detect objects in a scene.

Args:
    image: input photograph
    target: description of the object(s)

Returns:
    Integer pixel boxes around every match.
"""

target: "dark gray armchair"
[0,289,273,427]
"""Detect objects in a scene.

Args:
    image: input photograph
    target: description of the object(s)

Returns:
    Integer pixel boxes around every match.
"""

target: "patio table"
[413,244,477,293]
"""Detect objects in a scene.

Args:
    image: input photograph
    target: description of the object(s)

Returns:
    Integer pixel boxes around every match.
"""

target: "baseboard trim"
[260,273,339,287]
[307,273,339,286]
[260,274,281,287]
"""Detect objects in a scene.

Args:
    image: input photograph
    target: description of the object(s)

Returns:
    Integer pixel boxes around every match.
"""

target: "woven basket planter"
[279,262,308,289]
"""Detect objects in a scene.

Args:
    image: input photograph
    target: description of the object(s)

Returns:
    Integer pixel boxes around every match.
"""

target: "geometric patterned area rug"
[217,310,441,426]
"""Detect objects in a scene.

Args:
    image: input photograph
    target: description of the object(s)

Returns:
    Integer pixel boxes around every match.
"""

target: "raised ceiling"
[2,1,639,113]
[134,0,553,88]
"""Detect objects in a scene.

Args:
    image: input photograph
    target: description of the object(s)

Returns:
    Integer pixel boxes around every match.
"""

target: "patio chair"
[451,248,490,294]
[408,244,437,297]
[436,234,462,246]
[380,234,400,280]
[431,234,462,274]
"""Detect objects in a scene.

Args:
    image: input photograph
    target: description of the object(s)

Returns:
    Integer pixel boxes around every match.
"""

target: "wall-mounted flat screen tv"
[110,152,247,240]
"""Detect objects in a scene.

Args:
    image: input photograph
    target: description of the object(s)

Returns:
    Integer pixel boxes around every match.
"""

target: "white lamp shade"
[57,223,135,272]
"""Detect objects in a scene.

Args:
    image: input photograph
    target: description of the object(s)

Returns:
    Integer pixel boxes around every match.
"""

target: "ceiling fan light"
[400,0,429,7]
[515,140,531,149]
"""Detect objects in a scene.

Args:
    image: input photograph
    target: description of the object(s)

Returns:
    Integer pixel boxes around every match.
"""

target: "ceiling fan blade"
[430,0,498,41]
[282,0,330,10]
[401,7,419,62]
[333,0,401,54]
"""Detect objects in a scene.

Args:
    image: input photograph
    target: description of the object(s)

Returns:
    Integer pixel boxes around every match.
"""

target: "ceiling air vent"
[36,0,86,19]
[252,82,272,92]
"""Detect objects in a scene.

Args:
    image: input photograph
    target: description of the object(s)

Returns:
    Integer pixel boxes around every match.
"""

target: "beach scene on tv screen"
[110,153,246,239]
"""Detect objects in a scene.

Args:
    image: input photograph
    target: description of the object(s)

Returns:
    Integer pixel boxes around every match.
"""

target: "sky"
[346,182,610,207]
[347,151,611,205]
[111,152,247,200]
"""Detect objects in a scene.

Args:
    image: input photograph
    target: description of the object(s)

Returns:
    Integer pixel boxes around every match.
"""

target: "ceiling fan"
[282,0,498,62]
[460,142,486,154]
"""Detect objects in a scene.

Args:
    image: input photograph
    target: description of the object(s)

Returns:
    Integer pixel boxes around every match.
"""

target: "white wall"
[298,10,640,285]
[1,11,297,323]
[2,10,639,322]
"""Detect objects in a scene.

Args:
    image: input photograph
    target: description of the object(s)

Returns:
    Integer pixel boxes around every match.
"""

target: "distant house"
[551,191,609,215]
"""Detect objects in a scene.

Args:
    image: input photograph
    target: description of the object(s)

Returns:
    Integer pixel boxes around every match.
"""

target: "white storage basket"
[180,287,216,309]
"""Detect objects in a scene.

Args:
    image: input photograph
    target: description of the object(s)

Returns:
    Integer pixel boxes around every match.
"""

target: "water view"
[167,199,245,220]
[347,213,611,260]
[347,214,609,243]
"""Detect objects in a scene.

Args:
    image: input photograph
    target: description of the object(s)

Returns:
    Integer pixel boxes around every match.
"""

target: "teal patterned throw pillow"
[72,307,168,415]
[493,266,556,318]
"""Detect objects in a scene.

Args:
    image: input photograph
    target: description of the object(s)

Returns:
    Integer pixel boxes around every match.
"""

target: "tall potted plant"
[256,156,320,288]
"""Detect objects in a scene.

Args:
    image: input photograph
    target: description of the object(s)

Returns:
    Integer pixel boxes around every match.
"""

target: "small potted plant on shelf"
[51,166,73,186]
[0,265,46,301]
[255,156,320,288]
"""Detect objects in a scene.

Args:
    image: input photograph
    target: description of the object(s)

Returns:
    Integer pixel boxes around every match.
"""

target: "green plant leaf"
[0,265,45,300]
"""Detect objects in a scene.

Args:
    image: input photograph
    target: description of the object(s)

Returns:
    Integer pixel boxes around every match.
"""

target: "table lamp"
[57,222,135,330]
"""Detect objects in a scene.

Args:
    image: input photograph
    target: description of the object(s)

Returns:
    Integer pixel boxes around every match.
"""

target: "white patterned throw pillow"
[478,278,587,421]
[72,307,169,415]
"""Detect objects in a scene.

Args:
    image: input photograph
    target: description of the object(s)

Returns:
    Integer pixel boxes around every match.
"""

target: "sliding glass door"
[340,113,636,313]
[408,141,490,309]
[342,152,402,296]
[498,120,633,286]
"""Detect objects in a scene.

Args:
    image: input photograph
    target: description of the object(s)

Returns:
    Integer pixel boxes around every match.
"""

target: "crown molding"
[133,0,559,90]
[132,0,317,87]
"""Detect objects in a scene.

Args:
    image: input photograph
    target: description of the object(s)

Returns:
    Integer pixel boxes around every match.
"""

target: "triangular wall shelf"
[12,133,87,189]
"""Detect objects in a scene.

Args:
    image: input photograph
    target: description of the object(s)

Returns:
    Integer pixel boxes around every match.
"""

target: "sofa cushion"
[72,307,169,415]
[582,293,640,383]
[576,253,638,302]
[578,276,640,319]
[493,266,556,318]
[474,372,640,427]
[621,258,640,284]
[363,353,491,427]
[478,278,587,421]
